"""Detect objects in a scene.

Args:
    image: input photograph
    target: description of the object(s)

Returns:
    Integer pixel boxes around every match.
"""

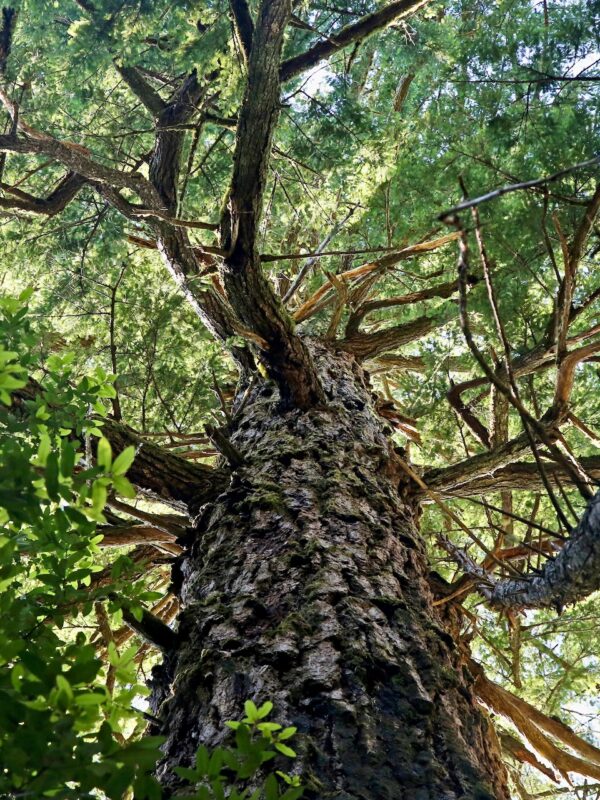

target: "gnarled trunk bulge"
[151,343,509,800]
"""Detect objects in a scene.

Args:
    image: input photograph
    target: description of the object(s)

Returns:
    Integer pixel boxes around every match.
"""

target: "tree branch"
[345,276,472,336]
[0,132,156,203]
[220,0,324,407]
[462,490,600,610]
[0,7,16,75]
[11,379,229,514]
[422,455,600,498]
[99,418,230,514]
[230,0,254,63]
[0,171,86,215]
[114,63,166,116]
[337,311,451,359]
[121,602,179,652]
[280,0,430,82]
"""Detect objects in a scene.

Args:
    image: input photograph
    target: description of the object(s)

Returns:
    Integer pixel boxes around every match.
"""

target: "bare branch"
[293,232,459,324]
[471,659,600,781]
[439,156,600,219]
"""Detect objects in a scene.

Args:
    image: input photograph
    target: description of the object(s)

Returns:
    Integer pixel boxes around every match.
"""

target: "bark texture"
[150,342,509,800]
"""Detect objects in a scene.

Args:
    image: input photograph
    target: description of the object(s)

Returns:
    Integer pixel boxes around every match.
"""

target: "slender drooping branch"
[439,156,600,218]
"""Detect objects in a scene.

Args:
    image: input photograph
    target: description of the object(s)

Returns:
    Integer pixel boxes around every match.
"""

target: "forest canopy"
[0,0,599,798]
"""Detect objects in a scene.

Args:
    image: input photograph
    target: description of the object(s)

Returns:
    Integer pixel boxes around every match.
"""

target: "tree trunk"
[150,342,509,800]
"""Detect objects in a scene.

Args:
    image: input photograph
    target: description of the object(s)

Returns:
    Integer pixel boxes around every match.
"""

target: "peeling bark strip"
[220,0,323,408]
[150,344,509,799]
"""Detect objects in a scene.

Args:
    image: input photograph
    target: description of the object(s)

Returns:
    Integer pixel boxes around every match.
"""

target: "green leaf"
[275,743,297,758]
[112,446,136,476]
[112,474,137,499]
[257,700,273,719]
[97,437,112,470]
[243,700,259,723]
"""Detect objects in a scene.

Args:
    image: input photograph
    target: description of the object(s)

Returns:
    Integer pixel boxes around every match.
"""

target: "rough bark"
[150,342,509,800]
[220,0,324,408]
[476,490,600,611]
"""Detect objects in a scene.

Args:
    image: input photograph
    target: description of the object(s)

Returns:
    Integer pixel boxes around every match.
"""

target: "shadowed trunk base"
[150,342,509,800]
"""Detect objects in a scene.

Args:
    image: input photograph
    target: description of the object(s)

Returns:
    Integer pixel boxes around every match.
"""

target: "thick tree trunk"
[151,342,509,800]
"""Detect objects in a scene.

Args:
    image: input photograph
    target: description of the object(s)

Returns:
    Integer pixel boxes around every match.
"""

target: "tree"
[0,0,599,798]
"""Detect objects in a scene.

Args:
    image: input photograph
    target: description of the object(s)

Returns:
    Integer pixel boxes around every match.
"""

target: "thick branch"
[121,603,178,652]
[220,0,323,407]
[99,418,230,514]
[569,182,600,269]
[337,312,448,359]
[423,455,600,498]
[115,63,165,116]
[483,490,600,610]
[0,133,156,204]
[230,0,254,62]
[280,0,430,82]
[0,7,16,75]
[0,171,86,215]
[345,276,472,336]
[11,379,229,514]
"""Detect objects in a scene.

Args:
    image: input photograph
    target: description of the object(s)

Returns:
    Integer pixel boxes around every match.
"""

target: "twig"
[439,155,600,219]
